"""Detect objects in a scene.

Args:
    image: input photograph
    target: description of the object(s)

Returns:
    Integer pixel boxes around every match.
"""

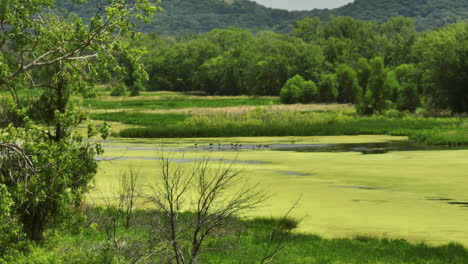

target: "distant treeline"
[55,0,468,35]
[133,16,468,114]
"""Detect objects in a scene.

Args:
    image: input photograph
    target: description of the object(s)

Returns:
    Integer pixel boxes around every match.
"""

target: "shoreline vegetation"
[4,208,467,264]
[90,106,468,146]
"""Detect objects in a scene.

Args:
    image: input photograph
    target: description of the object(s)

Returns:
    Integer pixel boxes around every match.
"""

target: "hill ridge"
[55,0,468,35]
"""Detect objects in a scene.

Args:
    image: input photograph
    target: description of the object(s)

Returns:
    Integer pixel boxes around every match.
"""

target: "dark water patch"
[95,156,263,165]
[278,171,313,176]
[425,197,468,208]
[447,202,468,207]
[425,197,455,201]
[272,141,468,154]
[101,140,468,155]
[330,185,377,190]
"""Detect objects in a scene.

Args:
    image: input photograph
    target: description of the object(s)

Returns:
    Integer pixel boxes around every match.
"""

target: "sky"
[251,0,355,10]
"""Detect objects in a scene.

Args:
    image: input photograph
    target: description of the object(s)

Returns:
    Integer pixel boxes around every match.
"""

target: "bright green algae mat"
[91,135,468,246]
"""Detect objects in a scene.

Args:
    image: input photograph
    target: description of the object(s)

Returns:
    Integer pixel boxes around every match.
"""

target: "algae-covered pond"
[92,135,468,246]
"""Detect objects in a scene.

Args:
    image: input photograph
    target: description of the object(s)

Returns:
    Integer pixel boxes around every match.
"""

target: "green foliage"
[358,57,389,114]
[0,184,23,258]
[413,22,468,113]
[356,58,371,92]
[280,75,317,104]
[110,83,129,97]
[142,29,324,96]
[130,18,468,114]
[390,64,421,111]
[293,17,322,42]
[280,83,301,104]
[300,80,319,104]
[0,0,157,246]
[319,74,339,102]
[336,64,362,104]
[0,116,102,241]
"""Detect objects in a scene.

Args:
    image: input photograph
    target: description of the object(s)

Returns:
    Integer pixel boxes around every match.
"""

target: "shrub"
[280,74,318,104]
[110,83,128,97]
[300,80,318,103]
[415,107,430,117]
[383,109,404,118]
[129,80,145,97]
[0,185,23,257]
[280,76,302,104]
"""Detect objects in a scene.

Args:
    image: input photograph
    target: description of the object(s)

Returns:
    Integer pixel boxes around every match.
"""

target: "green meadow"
[87,92,468,146]
[85,97,279,110]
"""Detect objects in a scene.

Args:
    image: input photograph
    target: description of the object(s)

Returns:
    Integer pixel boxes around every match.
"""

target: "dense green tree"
[300,80,319,103]
[0,0,157,243]
[280,80,301,104]
[323,37,358,66]
[142,28,325,96]
[195,29,254,95]
[280,74,318,104]
[145,37,222,92]
[249,33,302,96]
[117,45,149,97]
[336,64,362,103]
[293,17,322,42]
[248,33,324,96]
[355,58,372,94]
[389,64,421,111]
[358,57,389,114]
[319,74,339,102]
[128,14,468,115]
[413,22,468,113]
[379,17,417,66]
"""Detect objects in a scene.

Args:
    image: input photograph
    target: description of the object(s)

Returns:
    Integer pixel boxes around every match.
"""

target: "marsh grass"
[90,103,353,115]
[90,112,188,127]
[85,97,280,110]
[115,110,468,145]
[8,208,468,264]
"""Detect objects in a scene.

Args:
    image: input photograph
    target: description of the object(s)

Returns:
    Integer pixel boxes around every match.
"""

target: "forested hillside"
[55,0,468,35]
[336,0,468,30]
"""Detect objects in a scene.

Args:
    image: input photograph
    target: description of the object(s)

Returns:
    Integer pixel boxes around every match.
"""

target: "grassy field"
[85,97,280,110]
[84,91,468,146]
[103,111,468,145]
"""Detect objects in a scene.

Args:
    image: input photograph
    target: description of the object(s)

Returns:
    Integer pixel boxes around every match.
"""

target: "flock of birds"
[194,143,270,150]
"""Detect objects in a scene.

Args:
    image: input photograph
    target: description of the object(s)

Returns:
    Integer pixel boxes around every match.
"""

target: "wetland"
[93,135,468,246]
